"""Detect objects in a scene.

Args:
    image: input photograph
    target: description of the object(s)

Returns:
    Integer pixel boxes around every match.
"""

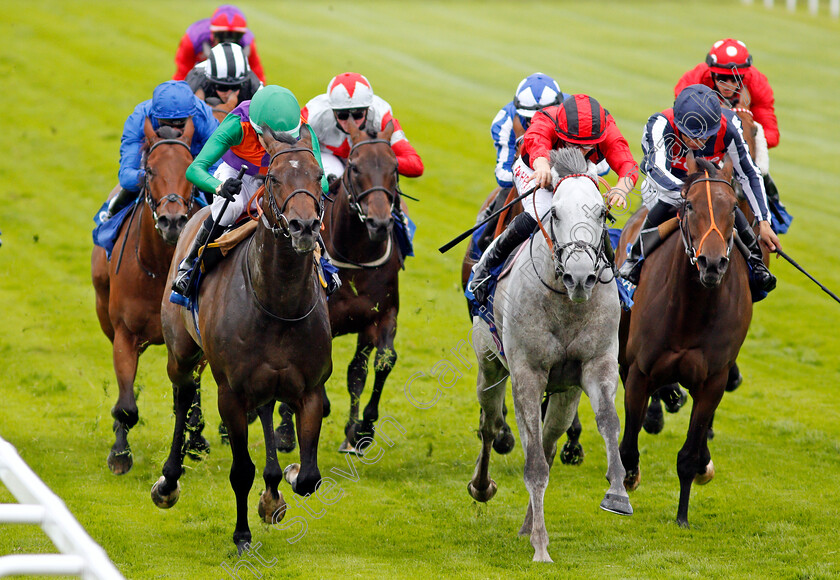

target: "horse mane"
[681,158,720,195]
[549,147,589,180]
[156,126,183,140]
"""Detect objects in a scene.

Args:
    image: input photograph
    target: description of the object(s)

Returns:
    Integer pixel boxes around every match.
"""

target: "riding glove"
[215,178,242,202]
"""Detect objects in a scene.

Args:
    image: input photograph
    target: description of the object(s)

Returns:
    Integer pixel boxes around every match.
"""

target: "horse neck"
[247,225,315,312]
[329,181,389,262]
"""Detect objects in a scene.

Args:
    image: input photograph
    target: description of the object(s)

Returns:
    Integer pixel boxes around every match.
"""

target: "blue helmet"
[151,81,196,120]
[673,84,721,140]
[514,73,563,118]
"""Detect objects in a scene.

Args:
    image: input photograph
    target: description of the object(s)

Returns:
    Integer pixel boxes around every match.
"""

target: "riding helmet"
[706,39,753,74]
[514,73,564,118]
[327,72,374,110]
[249,85,302,137]
[673,84,722,140]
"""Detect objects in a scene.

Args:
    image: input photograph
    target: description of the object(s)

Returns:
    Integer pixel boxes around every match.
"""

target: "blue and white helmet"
[514,73,563,118]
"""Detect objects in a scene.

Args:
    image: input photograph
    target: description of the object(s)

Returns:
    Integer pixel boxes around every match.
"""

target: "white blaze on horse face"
[289,160,299,169]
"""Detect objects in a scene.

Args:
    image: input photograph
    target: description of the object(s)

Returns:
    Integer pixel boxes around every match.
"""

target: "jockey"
[618,84,781,291]
[172,85,331,298]
[186,42,263,108]
[101,81,219,221]
[470,94,639,306]
[302,72,424,182]
[173,5,266,84]
[491,73,566,188]
[675,39,782,202]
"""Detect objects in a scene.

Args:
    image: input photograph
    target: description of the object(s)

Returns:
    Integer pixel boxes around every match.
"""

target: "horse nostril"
[585,274,597,288]
[176,216,188,230]
[157,216,170,229]
[562,273,574,288]
[696,255,708,269]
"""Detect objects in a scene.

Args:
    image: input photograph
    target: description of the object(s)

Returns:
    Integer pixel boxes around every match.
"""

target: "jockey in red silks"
[173,5,266,84]
[675,39,785,210]
[469,94,639,306]
[302,72,424,182]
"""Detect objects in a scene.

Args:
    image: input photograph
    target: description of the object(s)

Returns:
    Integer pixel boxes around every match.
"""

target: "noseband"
[262,146,324,239]
[342,139,400,221]
[679,171,736,267]
[143,139,198,227]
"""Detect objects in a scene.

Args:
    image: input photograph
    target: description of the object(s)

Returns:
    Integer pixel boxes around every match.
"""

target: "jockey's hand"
[758,220,781,253]
[216,178,242,202]
[528,157,552,189]
[607,188,628,209]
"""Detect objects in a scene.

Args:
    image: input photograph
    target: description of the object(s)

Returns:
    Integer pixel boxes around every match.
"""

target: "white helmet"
[206,42,249,87]
[327,72,374,109]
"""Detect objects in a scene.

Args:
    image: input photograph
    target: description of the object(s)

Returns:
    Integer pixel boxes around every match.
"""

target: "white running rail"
[0,437,124,579]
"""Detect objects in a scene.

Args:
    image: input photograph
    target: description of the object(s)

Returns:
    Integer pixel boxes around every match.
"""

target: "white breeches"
[210,162,263,226]
[512,157,553,220]
[320,151,346,182]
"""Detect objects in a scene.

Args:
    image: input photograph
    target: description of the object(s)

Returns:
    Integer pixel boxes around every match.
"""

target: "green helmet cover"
[249,85,301,137]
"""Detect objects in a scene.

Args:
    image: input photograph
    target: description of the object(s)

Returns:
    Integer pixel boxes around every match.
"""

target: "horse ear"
[144,116,157,144]
[378,120,395,142]
[720,155,734,183]
[181,117,195,145]
[298,123,313,148]
[684,150,698,175]
[346,120,362,144]
[260,124,277,150]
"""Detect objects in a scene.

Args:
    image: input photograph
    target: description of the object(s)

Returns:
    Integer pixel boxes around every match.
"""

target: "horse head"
[142,117,195,245]
[261,124,324,254]
[680,154,737,288]
[548,148,608,303]
[343,121,398,242]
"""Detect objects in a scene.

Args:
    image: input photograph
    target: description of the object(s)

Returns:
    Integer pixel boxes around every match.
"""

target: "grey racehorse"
[467,148,632,563]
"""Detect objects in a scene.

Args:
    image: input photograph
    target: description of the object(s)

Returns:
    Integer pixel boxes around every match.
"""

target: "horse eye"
[685,201,693,211]
[349,163,359,174]
[550,207,557,220]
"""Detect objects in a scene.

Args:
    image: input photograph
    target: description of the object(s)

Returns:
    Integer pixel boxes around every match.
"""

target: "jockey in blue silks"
[100,81,219,221]
[618,84,781,292]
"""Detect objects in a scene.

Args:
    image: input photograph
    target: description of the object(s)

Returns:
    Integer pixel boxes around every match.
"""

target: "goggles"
[335,108,367,121]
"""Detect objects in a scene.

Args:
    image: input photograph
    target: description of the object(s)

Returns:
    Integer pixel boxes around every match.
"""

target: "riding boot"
[736,217,776,293]
[763,174,780,205]
[618,201,676,285]
[602,228,616,274]
[100,188,137,222]
[469,212,537,306]
[317,236,342,296]
[171,220,214,297]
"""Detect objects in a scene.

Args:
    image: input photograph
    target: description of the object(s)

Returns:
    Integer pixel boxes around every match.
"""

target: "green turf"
[1,1,839,578]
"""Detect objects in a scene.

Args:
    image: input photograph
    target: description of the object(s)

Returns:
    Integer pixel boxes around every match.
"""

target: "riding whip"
[775,248,840,305]
[184,165,248,293]
[438,186,536,254]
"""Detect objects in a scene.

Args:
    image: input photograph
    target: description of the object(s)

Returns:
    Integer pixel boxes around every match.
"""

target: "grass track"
[1,1,839,578]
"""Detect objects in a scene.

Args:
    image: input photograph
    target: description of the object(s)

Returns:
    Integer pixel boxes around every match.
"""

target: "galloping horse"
[468,149,631,563]
[91,119,206,475]
[617,156,752,527]
[151,126,332,552]
[276,121,406,454]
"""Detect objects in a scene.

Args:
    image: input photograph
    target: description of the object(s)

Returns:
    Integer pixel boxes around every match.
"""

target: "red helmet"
[705,39,752,74]
[210,5,248,33]
[550,94,608,145]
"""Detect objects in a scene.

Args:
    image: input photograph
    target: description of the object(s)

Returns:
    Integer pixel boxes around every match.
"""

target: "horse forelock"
[265,127,297,145]
[549,147,589,179]
[156,126,183,140]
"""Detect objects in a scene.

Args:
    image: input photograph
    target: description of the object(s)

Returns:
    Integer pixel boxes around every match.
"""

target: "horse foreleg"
[185,365,210,460]
[108,326,141,475]
[676,372,726,528]
[151,360,198,510]
[468,361,507,504]
[511,368,552,563]
[342,333,374,452]
[218,385,255,553]
[583,357,632,516]
[288,388,324,496]
[619,363,653,492]
[274,403,296,453]
[256,402,286,525]
[357,318,398,449]
[560,411,584,465]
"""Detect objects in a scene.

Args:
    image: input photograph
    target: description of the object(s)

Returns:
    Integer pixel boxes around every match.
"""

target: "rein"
[679,172,736,267]
[261,146,324,239]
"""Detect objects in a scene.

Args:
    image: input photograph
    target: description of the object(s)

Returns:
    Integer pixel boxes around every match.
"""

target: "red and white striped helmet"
[706,39,752,74]
[327,72,374,110]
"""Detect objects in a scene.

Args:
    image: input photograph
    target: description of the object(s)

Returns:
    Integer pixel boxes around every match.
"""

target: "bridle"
[143,139,199,229]
[341,138,400,222]
[532,172,614,291]
[678,171,736,267]
[261,146,325,239]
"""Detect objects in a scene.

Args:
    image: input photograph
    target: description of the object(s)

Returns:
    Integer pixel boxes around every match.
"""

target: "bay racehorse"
[468,148,631,563]
[151,126,332,552]
[276,121,405,454]
[616,156,752,527]
[91,119,207,475]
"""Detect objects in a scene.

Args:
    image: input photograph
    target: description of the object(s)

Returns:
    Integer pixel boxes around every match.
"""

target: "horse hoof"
[338,439,363,456]
[677,518,691,529]
[275,428,296,454]
[107,449,133,475]
[532,550,553,563]
[151,476,180,509]
[624,468,641,492]
[706,427,715,440]
[219,423,230,446]
[258,490,286,524]
[235,540,249,556]
[694,460,715,485]
[560,441,585,465]
[492,429,516,455]
[467,480,497,503]
[663,388,688,414]
[283,463,300,487]
[643,404,665,435]
[725,371,743,392]
[185,434,210,461]
[600,492,633,515]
